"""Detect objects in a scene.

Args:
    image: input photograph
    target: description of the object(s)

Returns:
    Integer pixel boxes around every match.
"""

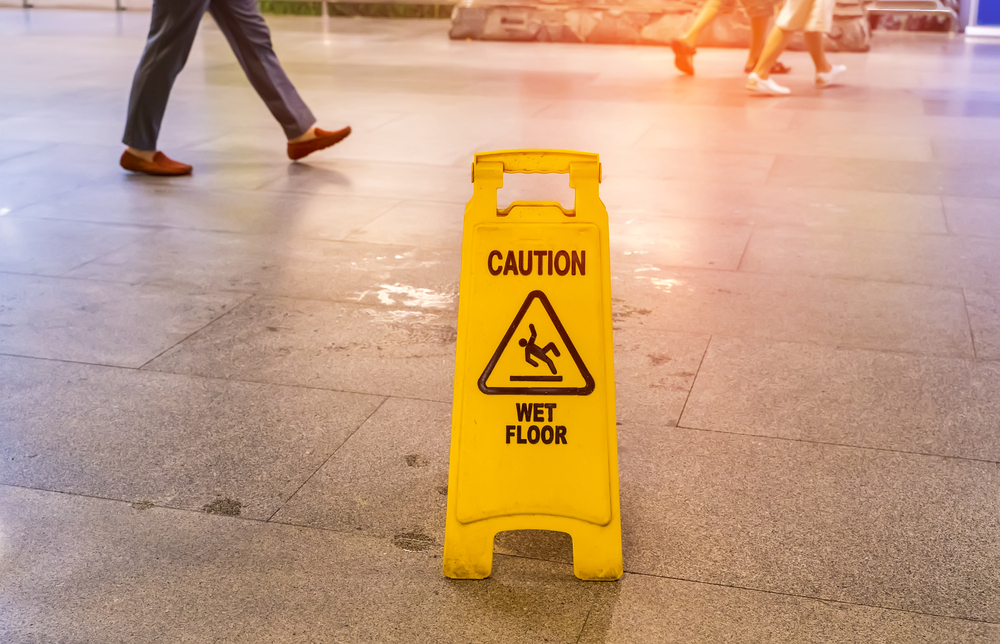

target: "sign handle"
[472,149,602,181]
[469,149,604,220]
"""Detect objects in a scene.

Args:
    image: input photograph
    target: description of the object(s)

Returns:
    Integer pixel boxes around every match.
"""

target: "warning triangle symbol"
[478,290,595,396]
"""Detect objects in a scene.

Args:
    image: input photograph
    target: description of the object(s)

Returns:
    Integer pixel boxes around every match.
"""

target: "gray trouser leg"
[208,0,316,140]
[122,0,210,150]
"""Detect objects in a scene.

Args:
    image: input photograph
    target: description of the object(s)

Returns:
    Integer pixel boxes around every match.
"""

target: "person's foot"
[770,60,792,74]
[287,126,352,161]
[120,150,192,176]
[744,60,792,74]
[816,64,847,88]
[746,72,790,96]
[670,39,696,75]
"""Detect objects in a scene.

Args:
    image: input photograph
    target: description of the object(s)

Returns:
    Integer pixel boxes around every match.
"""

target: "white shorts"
[775,0,835,32]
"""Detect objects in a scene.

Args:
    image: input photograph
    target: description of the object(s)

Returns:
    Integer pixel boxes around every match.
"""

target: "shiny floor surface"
[2,8,1000,642]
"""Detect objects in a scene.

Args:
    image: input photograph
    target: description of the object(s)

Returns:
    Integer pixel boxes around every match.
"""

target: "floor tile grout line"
[735,222,755,272]
[939,194,955,236]
[266,514,435,541]
[54,229,161,278]
[0,349,453,405]
[4,212,172,232]
[674,335,712,428]
[726,219,994,240]
[12,207,1000,242]
[265,395,391,522]
[363,111,408,135]
[0,324,988,385]
[629,122,658,150]
[136,293,257,371]
[574,601,596,644]
[0,481,300,527]
[3,205,468,241]
[18,247,990,312]
[9,355,998,464]
[194,164,998,207]
[762,149,782,186]
[620,258,982,292]
[1,480,429,543]
[755,155,1000,200]
[5,478,998,628]
[0,482,258,525]
[719,267,972,292]
[0,351,152,371]
[485,550,1000,627]
[960,286,980,361]
[131,363,453,405]
[0,141,60,168]
[668,422,1000,466]
[623,569,1000,626]
[605,327,983,363]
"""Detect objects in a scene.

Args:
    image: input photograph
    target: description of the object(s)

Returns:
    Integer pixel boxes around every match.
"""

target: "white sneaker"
[746,72,790,96]
[816,64,847,88]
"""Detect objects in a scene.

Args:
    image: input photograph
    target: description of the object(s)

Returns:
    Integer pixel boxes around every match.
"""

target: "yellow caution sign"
[443,149,622,581]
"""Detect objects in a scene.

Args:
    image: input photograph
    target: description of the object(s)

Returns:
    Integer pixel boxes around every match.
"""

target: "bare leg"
[745,15,770,70]
[804,31,832,73]
[680,0,723,46]
[288,127,319,143]
[126,147,157,162]
[752,26,792,80]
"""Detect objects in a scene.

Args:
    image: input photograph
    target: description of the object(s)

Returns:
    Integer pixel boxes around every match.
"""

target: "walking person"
[670,0,791,76]
[121,0,351,176]
[745,0,846,95]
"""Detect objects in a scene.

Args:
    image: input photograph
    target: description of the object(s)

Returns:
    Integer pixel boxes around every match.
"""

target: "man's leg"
[123,0,210,153]
[208,0,315,140]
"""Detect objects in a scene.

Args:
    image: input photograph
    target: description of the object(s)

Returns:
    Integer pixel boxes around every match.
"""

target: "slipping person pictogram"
[518,324,561,375]
[479,290,593,395]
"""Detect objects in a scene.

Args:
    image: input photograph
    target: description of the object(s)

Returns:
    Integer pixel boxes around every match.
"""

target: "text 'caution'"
[487,250,586,276]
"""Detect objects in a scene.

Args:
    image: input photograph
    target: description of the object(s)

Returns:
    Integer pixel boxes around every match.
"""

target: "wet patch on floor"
[635,276,685,294]
[401,324,458,345]
[611,298,652,322]
[202,497,242,516]
[391,531,435,552]
[374,283,455,309]
[360,308,458,345]
[648,353,671,366]
[405,453,430,467]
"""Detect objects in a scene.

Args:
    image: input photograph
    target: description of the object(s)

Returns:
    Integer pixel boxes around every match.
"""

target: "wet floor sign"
[443,150,622,581]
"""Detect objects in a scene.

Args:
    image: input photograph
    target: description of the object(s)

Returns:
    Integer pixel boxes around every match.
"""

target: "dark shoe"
[670,40,696,75]
[745,60,792,74]
[120,150,192,176]
[287,126,352,161]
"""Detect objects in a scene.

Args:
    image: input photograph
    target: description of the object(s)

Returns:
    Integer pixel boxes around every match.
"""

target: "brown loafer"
[287,126,352,161]
[120,150,192,176]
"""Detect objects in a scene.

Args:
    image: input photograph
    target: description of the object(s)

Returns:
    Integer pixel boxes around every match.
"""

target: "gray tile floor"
[1,7,999,642]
